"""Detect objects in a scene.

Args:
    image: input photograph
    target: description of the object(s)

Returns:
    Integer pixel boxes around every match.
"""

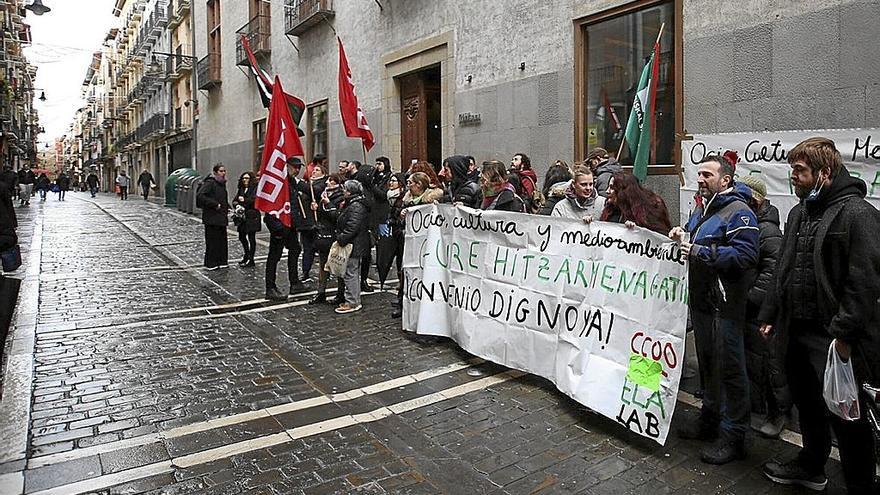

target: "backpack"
[512,173,542,214]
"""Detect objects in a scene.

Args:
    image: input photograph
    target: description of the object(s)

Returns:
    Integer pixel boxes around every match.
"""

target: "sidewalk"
[0,191,852,494]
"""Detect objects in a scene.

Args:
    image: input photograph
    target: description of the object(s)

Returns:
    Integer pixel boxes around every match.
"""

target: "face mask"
[806,175,825,202]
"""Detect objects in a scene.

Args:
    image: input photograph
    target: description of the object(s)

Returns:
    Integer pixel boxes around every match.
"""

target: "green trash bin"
[164,168,200,207]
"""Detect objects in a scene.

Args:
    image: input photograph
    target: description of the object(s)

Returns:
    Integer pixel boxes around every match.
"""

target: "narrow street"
[0,193,849,494]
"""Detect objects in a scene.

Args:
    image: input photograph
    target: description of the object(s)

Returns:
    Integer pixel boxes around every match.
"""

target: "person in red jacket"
[509,153,538,212]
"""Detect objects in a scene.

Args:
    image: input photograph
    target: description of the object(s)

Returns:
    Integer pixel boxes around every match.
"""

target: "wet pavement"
[0,192,854,494]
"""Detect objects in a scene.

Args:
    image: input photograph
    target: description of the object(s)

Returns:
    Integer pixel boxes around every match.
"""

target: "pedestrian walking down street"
[587,147,623,198]
[264,158,306,301]
[334,180,371,314]
[737,175,791,440]
[232,172,260,267]
[196,164,229,270]
[551,164,606,221]
[440,155,482,208]
[86,170,100,198]
[670,152,759,465]
[599,172,671,234]
[116,170,131,200]
[480,160,525,213]
[17,167,34,206]
[759,138,880,494]
[35,173,50,202]
[536,161,573,216]
[308,168,339,305]
[55,172,70,201]
[138,169,154,200]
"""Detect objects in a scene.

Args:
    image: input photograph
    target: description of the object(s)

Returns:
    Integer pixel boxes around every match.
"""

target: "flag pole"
[309,179,318,222]
[362,142,368,165]
[614,22,665,165]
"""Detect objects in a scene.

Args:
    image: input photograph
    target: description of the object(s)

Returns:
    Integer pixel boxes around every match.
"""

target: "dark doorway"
[398,65,441,172]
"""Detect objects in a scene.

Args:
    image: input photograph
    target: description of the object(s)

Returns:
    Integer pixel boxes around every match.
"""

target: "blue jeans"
[89,186,97,198]
[691,309,750,440]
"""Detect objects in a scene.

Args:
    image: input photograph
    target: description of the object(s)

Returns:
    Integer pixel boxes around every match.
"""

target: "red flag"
[337,37,374,151]
[254,76,305,228]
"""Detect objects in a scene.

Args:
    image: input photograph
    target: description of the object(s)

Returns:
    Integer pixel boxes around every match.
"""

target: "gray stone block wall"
[683,0,880,134]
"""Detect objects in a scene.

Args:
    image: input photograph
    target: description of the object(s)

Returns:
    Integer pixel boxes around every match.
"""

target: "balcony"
[168,0,189,28]
[197,53,221,90]
[284,0,334,36]
[235,15,270,66]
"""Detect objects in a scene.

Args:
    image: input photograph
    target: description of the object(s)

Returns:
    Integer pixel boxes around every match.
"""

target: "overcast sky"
[23,0,118,148]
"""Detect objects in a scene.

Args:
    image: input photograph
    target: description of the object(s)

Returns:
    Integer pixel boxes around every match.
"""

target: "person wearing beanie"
[739,175,791,440]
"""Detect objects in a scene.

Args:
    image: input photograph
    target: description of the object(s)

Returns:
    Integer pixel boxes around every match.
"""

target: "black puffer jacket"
[369,169,392,230]
[196,176,229,226]
[747,201,783,311]
[350,165,376,208]
[0,177,17,251]
[444,155,481,208]
[759,167,880,382]
[336,194,371,258]
[289,178,317,232]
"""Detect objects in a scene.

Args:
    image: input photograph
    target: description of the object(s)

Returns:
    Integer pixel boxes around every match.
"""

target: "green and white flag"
[624,40,661,182]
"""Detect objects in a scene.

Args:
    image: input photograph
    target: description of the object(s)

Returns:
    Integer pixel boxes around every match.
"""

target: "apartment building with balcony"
[0,0,38,171]
[188,0,879,214]
[164,0,194,172]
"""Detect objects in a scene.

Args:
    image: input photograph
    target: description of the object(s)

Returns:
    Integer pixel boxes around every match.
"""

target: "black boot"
[309,293,327,305]
[700,437,746,465]
[677,415,719,441]
[266,288,286,301]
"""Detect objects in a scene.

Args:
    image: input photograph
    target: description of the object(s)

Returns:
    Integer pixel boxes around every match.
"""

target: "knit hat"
[587,147,609,161]
[739,175,766,202]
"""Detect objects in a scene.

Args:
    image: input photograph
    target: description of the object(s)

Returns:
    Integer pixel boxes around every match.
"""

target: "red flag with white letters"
[337,37,375,152]
[254,76,304,228]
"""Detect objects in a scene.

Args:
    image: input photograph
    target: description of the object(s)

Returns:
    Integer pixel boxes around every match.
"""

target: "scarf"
[213,173,226,184]
[387,187,402,205]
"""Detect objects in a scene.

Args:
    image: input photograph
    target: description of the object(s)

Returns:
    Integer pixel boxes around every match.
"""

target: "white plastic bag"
[823,339,861,421]
[325,241,352,278]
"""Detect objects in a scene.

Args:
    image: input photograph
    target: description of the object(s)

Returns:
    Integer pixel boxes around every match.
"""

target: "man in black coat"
[759,137,880,494]
[17,167,34,206]
[264,158,306,301]
[86,170,100,198]
[440,155,481,208]
[196,164,229,270]
[1,166,17,200]
[138,169,154,200]
[334,180,370,314]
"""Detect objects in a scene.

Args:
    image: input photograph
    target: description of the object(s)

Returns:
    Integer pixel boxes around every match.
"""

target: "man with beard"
[759,137,879,494]
[669,153,759,465]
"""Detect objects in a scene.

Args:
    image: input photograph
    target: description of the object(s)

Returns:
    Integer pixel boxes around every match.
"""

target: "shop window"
[577,1,679,171]
[253,118,266,171]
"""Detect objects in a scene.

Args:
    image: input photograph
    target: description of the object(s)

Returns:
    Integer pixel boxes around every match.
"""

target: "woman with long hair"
[599,172,671,235]
[233,171,261,267]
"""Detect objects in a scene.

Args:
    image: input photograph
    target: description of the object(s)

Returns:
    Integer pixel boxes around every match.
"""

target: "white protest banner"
[680,129,880,227]
[402,204,688,445]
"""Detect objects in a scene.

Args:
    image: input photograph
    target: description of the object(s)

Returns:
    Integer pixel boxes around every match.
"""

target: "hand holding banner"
[402,204,688,444]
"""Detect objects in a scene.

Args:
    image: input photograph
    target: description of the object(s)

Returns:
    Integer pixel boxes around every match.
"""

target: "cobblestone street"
[0,193,851,494]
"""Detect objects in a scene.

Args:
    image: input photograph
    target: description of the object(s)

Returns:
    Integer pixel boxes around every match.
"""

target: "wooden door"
[399,73,427,172]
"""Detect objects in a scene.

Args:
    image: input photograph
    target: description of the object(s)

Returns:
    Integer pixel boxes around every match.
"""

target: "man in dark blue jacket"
[670,154,759,465]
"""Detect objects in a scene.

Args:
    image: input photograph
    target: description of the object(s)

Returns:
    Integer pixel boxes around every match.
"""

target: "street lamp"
[25,0,51,15]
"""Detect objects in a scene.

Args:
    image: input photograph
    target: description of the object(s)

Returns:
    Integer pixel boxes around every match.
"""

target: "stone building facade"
[183,0,876,212]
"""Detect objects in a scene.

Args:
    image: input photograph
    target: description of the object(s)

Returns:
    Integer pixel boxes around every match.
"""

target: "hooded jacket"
[685,182,759,320]
[537,181,570,216]
[444,155,481,208]
[336,194,371,258]
[594,158,623,197]
[550,184,606,220]
[759,167,880,382]
[747,201,782,310]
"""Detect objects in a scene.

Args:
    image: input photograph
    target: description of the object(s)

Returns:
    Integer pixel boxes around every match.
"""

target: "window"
[253,118,266,172]
[575,0,680,172]
[207,0,221,60]
[307,101,328,161]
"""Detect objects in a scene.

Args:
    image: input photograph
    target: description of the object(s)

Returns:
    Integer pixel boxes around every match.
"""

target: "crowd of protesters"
[192,138,877,493]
